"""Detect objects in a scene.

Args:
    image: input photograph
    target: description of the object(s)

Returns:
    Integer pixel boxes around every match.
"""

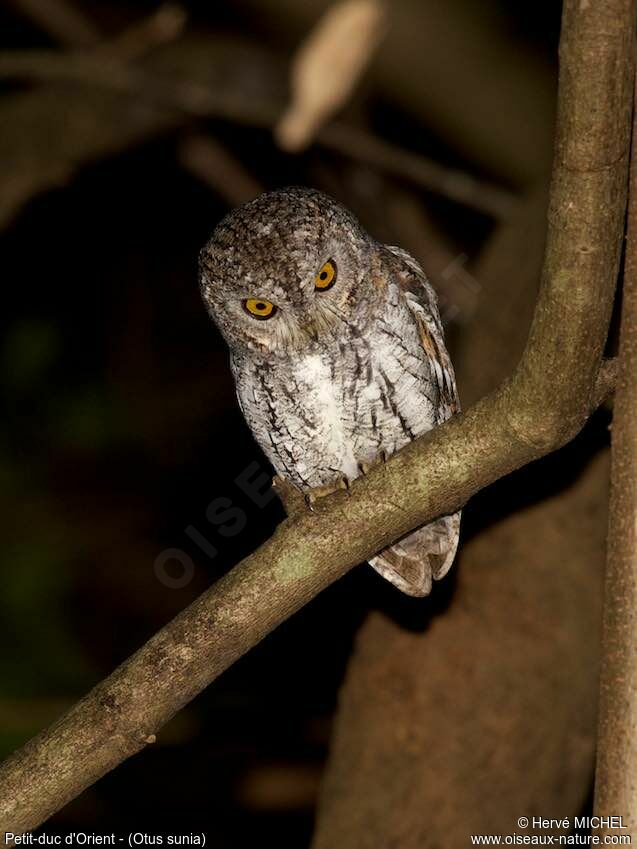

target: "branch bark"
[0,0,633,834]
[594,73,637,839]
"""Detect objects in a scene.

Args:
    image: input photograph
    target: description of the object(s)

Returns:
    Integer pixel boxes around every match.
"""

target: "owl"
[199,187,460,596]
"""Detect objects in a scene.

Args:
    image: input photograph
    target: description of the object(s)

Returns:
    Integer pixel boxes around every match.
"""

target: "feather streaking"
[199,187,460,596]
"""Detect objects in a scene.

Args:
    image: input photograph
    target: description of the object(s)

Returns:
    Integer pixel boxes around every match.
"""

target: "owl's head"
[199,187,379,356]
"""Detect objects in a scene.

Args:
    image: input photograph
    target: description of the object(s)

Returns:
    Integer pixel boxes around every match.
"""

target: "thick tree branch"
[0,0,633,834]
[594,73,637,839]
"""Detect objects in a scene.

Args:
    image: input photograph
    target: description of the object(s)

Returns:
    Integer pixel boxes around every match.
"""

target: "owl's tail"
[368,512,461,597]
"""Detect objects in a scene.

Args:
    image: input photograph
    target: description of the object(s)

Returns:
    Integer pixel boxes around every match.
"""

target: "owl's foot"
[273,475,351,516]
[272,476,306,518]
[301,454,388,512]
[358,449,389,477]
[305,476,350,511]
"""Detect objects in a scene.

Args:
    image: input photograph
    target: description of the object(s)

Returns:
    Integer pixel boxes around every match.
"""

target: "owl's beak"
[303,323,320,342]
[301,304,339,342]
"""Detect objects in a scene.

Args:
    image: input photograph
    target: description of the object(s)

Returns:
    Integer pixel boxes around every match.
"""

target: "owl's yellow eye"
[243,298,277,320]
[315,259,337,291]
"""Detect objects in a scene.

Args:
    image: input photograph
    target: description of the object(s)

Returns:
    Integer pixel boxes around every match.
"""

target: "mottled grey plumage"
[199,187,460,596]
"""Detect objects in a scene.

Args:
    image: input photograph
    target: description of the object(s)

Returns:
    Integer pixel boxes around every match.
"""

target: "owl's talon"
[358,451,389,477]
[305,475,350,509]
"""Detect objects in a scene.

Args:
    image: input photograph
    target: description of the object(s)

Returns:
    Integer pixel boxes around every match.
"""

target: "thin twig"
[8,0,187,58]
[95,4,188,63]
[6,0,99,48]
[0,50,277,124]
[319,123,517,219]
[0,49,516,219]
[0,0,632,834]
[275,0,385,151]
[177,133,263,205]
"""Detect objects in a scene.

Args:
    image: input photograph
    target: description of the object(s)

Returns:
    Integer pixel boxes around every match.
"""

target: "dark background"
[0,1,591,843]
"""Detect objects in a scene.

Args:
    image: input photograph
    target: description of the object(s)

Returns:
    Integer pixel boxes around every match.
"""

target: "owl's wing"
[384,244,459,420]
[368,245,460,597]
